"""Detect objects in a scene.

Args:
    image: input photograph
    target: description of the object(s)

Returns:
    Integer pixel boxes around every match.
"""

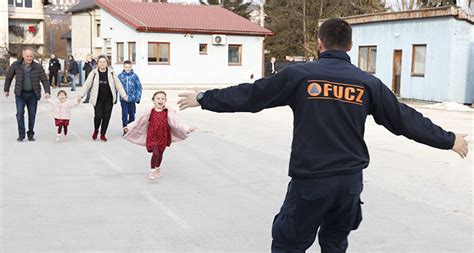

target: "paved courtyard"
[0,83,472,252]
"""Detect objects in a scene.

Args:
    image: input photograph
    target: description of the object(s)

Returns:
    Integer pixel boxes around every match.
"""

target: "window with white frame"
[228,44,242,65]
[411,44,426,77]
[128,42,136,63]
[12,0,32,8]
[148,42,170,64]
[116,42,124,63]
[358,46,377,73]
[199,44,208,55]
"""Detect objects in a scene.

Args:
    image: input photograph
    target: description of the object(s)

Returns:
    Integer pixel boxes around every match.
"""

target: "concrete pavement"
[0,85,472,252]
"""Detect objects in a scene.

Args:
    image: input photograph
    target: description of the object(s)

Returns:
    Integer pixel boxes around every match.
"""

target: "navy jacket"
[199,51,455,178]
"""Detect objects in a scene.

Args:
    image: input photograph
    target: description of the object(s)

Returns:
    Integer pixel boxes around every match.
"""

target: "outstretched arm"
[178,68,296,112]
[369,80,468,158]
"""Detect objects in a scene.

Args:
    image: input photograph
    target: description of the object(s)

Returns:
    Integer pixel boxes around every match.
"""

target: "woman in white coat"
[79,55,128,141]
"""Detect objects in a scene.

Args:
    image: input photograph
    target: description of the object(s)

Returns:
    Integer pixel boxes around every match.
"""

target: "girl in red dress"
[124,91,195,180]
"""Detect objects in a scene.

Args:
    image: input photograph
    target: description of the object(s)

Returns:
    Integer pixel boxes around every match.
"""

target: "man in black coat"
[68,55,78,91]
[48,54,61,88]
[4,47,51,141]
[264,56,279,78]
[82,54,96,103]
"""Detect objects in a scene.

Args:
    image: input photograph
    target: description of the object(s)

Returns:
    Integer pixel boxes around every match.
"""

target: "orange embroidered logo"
[307,83,322,96]
[307,80,365,106]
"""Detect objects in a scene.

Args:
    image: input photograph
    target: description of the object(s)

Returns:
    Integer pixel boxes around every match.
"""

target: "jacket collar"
[121,69,134,76]
[97,67,109,74]
[18,58,36,69]
[319,50,351,63]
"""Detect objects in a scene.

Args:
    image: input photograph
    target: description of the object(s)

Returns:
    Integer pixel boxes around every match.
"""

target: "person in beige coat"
[79,55,128,141]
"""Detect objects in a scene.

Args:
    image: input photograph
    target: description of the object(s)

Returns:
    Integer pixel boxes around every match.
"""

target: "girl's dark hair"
[57,90,67,97]
[152,91,167,100]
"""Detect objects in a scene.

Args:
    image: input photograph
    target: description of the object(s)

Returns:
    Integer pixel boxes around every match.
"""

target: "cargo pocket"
[351,199,363,230]
[348,183,363,230]
[272,206,296,243]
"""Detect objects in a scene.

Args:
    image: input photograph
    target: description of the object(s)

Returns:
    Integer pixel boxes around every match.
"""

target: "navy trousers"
[120,100,136,128]
[271,172,363,253]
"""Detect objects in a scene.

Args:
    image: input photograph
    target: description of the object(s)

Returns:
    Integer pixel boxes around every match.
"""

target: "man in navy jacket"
[178,18,468,252]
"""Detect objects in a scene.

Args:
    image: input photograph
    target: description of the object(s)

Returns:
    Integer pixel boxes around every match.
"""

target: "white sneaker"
[63,135,68,142]
[155,168,161,178]
[149,169,157,180]
[56,134,61,142]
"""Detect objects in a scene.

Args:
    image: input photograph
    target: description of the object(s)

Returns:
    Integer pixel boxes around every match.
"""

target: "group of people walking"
[3,17,469,253]
[46,53,97,92]
[4,48,194,180]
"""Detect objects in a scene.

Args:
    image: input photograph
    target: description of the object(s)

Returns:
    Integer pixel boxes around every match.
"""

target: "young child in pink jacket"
[124,91,195,180]
[47,90,81,142]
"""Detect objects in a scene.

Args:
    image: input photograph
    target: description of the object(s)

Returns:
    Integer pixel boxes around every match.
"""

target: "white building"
[66,0,107,61]
[0,1,8,57]
[98,1,272,86]
[345,6,474,104]
[65,0,169,63]
[4,0,47,56]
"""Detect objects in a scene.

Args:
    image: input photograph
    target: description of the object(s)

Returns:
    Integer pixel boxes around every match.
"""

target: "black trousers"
[271,172,363,253]
[94,100,113,135]
[49,70,58,86]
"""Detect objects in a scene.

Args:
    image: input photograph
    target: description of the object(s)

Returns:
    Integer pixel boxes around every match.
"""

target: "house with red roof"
[97,0,272,86]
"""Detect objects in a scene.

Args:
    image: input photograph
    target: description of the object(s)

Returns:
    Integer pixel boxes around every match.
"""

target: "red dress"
[146,109,171,152]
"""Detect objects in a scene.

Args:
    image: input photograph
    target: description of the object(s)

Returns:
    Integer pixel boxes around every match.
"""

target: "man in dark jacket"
[68,55,78,91]
[82,54,96,103]
[264,56,280,78]
[48,54,61,88]
[4,47,51,142]
[177,18,468,252]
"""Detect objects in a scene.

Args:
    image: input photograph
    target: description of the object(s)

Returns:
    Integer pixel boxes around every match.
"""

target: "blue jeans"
[69,74,76,90]
[15,91,38,138]
[120,101,136,127]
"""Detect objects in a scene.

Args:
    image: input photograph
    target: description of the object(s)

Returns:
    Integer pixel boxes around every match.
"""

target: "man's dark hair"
[318,18,352,51]
[123,60,132,66]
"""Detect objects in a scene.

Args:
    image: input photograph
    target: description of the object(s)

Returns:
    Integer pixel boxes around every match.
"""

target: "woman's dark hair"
[152,91,167,100]
[57,90,67,97]
[97,55,109,64]
[318,18,352,51]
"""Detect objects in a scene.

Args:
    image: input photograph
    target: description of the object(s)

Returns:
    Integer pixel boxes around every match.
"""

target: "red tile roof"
[96,0,272,36]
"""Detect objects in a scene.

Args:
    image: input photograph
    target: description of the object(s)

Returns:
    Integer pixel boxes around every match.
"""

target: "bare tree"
[265,0,385,60]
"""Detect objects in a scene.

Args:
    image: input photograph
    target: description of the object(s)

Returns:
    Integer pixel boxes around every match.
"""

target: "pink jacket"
[123,106,192,146]
[47,98,80,120]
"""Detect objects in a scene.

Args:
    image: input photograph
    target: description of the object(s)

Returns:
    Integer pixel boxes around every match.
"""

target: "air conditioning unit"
[212,35,227,45]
